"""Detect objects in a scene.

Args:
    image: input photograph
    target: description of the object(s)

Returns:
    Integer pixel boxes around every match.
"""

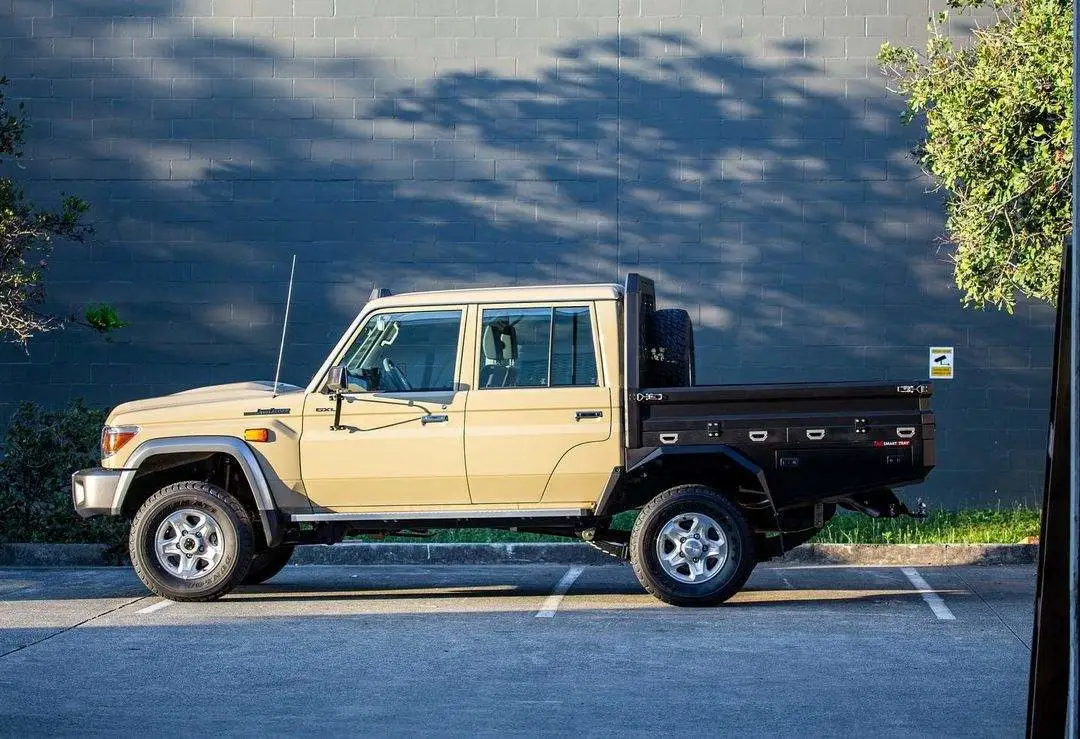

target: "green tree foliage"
[84,303,127,334]
[0,76,94,344]
[879,0,1073,311]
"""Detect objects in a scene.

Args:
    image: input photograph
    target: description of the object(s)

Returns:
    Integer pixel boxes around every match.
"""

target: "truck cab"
[300,283,623,513]
[73,275,934,606]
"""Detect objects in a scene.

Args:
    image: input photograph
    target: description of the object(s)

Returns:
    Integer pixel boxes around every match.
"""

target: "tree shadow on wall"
[367,32,950,384]
[2,11,962,387]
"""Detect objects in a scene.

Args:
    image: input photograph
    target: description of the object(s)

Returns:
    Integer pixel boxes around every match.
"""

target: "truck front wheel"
[129,481,255,602]
[630,485,756,606]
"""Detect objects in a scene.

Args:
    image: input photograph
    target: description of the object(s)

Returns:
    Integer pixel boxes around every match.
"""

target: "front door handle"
[575,410,603,421]
[421,414,449,425]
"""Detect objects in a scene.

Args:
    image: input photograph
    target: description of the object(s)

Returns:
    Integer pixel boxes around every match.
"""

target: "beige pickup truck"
[73,275,934,606]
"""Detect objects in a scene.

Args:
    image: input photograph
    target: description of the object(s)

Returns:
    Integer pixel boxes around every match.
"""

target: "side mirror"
[326,365,347,394]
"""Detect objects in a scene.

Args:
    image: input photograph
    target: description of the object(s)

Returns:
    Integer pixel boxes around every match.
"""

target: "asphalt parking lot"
[0,563,1033,737]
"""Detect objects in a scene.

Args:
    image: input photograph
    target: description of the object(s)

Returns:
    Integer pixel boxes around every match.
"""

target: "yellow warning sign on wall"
[929,347,954,379]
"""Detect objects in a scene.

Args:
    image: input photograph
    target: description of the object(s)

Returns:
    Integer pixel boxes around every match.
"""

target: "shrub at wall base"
[0,400,127,559]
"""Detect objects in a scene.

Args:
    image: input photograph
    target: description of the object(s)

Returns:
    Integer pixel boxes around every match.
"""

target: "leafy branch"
[0,76,123,344]
[878,0,1072,311]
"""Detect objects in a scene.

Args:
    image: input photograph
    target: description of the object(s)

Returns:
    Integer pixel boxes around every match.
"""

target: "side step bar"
[288,508,591,523]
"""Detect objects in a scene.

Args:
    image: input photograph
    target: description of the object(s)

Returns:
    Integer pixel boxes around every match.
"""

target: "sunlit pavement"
[0,563,1033,737]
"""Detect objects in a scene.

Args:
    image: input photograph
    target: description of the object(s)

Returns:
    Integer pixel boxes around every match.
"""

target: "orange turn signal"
[244,428,270,443]
[101,425,139,459]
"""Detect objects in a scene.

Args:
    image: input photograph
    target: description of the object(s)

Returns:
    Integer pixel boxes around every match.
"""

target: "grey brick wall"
[0,0,1054,507]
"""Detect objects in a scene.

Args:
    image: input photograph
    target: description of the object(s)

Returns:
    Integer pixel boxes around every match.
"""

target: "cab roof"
[364,282,624,311]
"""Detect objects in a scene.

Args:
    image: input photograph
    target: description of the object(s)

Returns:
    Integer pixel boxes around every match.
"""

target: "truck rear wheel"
[630,485,756,606]
[650,308,695,387]
[129,481,255,602]
[243,545,295,585]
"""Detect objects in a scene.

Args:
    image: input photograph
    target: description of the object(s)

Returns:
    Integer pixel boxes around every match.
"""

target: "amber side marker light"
[101,425,139,458]
[244,428,271,443]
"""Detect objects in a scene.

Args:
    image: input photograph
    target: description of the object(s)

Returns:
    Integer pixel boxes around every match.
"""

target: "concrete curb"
[773,543,1039,566]
[0,541,1039,568]
[0,543,121,567]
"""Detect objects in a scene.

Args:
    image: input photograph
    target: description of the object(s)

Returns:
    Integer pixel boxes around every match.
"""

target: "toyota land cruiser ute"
[72,275,935,606]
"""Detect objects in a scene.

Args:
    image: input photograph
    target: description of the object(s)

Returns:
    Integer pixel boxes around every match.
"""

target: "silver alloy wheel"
[154,508,225,580]
[655,512,728,584]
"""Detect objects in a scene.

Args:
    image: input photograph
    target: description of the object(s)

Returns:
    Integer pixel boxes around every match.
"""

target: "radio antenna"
[272,254,296,397]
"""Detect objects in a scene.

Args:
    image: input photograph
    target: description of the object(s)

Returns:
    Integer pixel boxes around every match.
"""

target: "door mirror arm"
[331,392,344,431]
[324,365,380,431]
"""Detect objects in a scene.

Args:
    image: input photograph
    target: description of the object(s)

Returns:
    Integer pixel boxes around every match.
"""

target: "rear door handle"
[575,410,603,421]
[421,414,449,425]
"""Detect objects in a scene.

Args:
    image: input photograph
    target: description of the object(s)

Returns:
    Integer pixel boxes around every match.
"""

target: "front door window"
[341,309,462,393]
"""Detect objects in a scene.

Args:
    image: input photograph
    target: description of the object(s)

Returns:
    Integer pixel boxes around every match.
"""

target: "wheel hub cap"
[655,512,728,584]
[681,538,704,559]
[154,508,224,580]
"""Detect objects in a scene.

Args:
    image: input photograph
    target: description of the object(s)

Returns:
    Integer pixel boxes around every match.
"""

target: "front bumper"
[71,468,122,518]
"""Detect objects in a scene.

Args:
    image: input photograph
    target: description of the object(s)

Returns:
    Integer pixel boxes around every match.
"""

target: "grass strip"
[816,506,1040,545]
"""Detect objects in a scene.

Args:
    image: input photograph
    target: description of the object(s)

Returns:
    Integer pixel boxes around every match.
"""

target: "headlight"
[101,425,139,459]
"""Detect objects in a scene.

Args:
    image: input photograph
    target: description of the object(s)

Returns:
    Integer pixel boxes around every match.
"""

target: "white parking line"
[901,567,956,621]
[136,600,174,615]
[535,567,584,618]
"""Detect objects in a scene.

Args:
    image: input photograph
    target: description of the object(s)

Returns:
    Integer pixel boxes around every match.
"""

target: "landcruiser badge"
[243,408,291,416]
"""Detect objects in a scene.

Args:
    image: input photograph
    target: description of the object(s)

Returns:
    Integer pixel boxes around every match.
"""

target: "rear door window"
[478,305,598,388]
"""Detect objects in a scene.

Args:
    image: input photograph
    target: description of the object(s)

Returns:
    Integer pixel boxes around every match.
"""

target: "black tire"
[630,485,756,606]
[129,481,255,602]
[243,545,295,585]
[649,308,695,387]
